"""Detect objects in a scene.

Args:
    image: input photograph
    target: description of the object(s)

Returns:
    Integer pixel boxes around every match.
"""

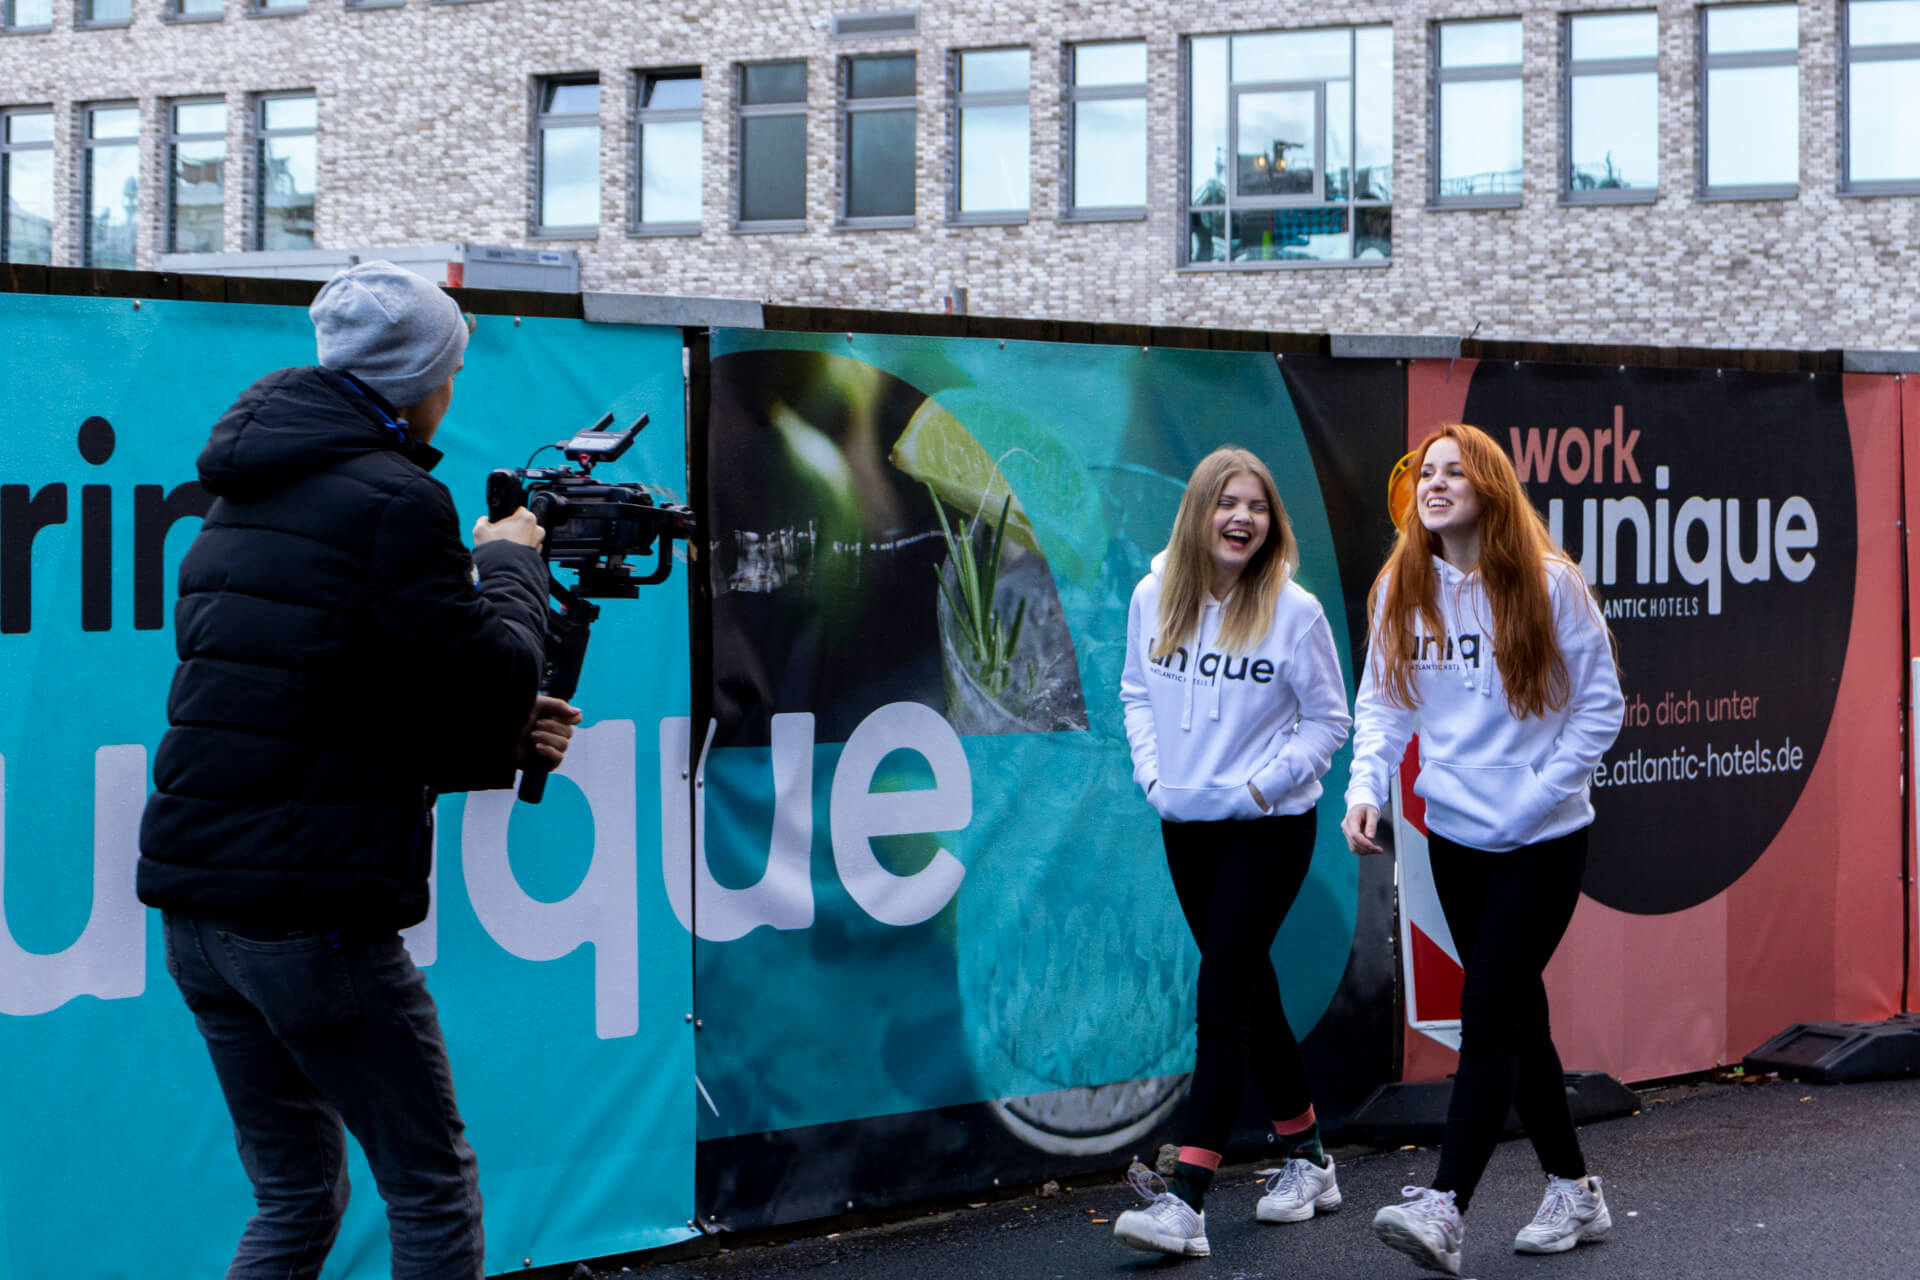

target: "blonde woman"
[1112,447,1352,1259]
[1345,423,1623,1276]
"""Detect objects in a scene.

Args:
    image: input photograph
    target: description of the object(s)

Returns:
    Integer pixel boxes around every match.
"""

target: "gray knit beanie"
[310,260,469,409]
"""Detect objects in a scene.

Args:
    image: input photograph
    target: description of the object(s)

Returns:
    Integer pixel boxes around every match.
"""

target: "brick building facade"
[1,0,1915,348]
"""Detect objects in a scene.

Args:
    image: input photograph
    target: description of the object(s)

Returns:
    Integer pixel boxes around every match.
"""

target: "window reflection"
[1845,2,1920,187]
[959,104,1029,211]
[1236,90,1317,198]
[640,118,701,223]
[1570,72,1658,190]
[847,110,914,218]
[1849,59,1920,183]
[1188,25,1389,264]
[1706,65,1796,188]
[1073,98,1146,207]
[1440,80,1522,195]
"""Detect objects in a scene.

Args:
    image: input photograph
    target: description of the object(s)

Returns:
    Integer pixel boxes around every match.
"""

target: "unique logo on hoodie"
[1406,631,1482,671]
[1147,642,1277,686]
[0,417,211,635]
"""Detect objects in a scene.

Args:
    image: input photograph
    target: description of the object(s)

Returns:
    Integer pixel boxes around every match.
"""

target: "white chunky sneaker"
[1112,1167,1210,1257]
[1372,1185,1464,1276]
[1257,1156,1342,1223]
[1513,1174,1612,1254]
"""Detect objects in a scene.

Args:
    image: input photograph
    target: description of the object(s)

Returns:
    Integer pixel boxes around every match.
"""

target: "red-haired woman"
[1343,423,1623,1276]
[1112,447,1352,1259]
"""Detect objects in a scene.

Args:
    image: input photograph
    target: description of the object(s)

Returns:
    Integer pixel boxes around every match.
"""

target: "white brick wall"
[1,0,1914,349]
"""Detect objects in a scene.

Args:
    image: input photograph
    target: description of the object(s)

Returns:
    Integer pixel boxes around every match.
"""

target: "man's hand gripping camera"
[485,411,697,802]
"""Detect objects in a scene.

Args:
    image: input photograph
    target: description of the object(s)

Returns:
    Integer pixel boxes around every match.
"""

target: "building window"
[256,93,316,250]
[1432,18,1523,207]
[1843,0,1920,192]
[534,77,600,235]
[953,47,1030,222]
[1186,26,1393,266]
[171,0,222,18]
[1,107,54,264]
[737,60,807,229]
[1699,4,1797,199]
[842,52,916,226]
[82,0,132,26]
[3,0,52,30]
[167,99,226,253]
[1065,40,1146,219]
[252,0,305,14]
[634,69,701,233]
[83,104,139,269]
[1563,10,1659,201]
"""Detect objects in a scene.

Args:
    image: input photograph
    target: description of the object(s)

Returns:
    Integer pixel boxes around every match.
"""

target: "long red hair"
[1368,422,1588,719]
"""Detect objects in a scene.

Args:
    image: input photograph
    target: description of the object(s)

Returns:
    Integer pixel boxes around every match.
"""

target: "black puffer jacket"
[137,366,547,930]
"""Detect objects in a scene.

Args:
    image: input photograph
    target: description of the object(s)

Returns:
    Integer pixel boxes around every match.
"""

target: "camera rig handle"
[515,580,597,804]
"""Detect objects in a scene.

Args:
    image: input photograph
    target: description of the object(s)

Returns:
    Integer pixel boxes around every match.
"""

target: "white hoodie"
[1120,553,1352,823]
[1345,555,1624,852]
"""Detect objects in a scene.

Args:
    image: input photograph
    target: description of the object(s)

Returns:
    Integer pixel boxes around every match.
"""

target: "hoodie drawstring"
[1438,562,1495,699]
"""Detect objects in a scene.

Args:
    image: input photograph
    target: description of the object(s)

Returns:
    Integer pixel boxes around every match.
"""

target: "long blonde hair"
[1368,422,1587,718]
[1153,447,1299,660]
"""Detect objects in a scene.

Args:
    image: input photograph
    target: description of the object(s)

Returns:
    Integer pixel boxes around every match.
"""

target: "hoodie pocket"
[1414,762,1559,851]
[1152,781,1266,823]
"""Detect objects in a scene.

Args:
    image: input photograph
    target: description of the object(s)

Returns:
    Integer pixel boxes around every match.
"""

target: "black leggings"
[1163,811,1316,1155]
[1429,827,1590,1212]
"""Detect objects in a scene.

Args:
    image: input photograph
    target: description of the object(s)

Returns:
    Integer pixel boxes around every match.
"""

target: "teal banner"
[0,294,696,1278]
[696,333,1374,1216]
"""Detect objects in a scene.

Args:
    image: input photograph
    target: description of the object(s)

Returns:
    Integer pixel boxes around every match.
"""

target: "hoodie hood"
[197,366,443,501]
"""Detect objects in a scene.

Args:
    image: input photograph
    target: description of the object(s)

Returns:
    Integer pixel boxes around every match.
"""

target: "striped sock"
[1167,1147,1220,1210]
[1274,1108,1327,1168]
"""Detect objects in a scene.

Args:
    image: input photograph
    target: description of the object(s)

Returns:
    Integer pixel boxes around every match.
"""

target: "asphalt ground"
[603,1076,1920,1280]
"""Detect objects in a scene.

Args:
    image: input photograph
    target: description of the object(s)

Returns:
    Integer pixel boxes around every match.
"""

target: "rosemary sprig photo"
[928,481,1027,696]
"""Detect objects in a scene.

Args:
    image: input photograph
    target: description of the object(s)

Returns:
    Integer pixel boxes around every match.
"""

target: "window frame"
[82,101,140,270]
[734,58,808,233]
[254,90,318,251]
[1180,26,1394,272]
[631,67,702,236]
[1840,0,1920,195]
[1062,39,1148,223]
[2,0,53,32]
[838,52,917,230]
[1696,3,1799,201]
[165,0,224,23]
[949,46,1031,226]
[166,95,227,254]
[1560,9,1661,205]
[76,0,134,29]
[1,105,55,264]
[530,74,602,239]
[1430,16,1525,210]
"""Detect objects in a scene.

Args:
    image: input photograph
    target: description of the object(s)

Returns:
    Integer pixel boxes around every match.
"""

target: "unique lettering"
[0,746,148,1015]
[830,701,971,929]
[464,720,639,1039]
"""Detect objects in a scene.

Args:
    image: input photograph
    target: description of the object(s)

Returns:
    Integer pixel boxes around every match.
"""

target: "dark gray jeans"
[162,912,485,1280]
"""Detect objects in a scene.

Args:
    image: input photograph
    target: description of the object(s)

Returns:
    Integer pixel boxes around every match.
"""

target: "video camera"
[486,410,697,802]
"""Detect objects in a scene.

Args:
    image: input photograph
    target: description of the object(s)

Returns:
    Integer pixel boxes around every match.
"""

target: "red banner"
[1403,360,1907,1083]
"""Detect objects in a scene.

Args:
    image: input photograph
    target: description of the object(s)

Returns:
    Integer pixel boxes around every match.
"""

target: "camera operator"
[137,261,580,1280]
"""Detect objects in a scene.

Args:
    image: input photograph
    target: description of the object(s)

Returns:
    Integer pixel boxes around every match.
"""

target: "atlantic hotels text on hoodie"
[1120,553,1352,823]
[1345,555,1624,852]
